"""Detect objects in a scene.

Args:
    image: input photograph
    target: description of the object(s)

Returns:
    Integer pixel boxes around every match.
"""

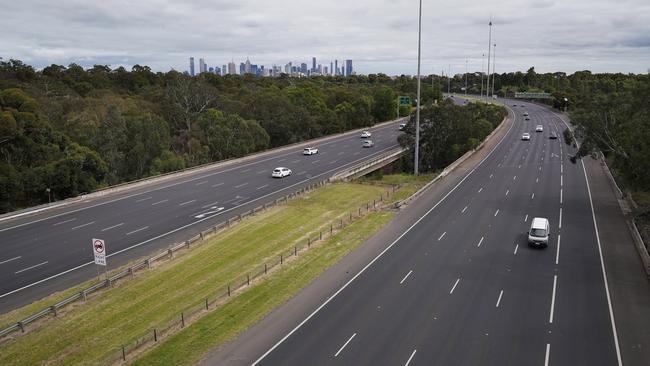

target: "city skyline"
[187,56,353,77]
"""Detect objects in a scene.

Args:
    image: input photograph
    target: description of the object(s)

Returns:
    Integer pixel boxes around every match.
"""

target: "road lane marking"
[561,175,563,186]
[135,196,152,202]
[15,261,48,274]
[524,214,528,222]
[211,183,224,188]
[179,199,197,206]
[556,234,561,265]
[290,159,301,163]
[496,290,504,307]
[489,174,493,179]
[151,199,168,206]
[545,344,551,366]
[477,236,484,247]
[505,189,509,196]
[400,270,413,284]
[438,232,446,241]
[126,226,149,236]
[561,164,563,174]
[478,187,483,193]
[449,278,460,294]
[257,170,267,175]
[514,244,519,255]
[559,207,563,229]
[235,183,248,189]
[494,209,499,217]
[549,275,557,323]
[536,177,539,183]
[101,222,124,232]
[518,164,521,169]
[560,188,563,204]
[513,175,517,180]
[297,171,306,175]
[334,333,357,357]
[257,184,269,190]
[71,221,95,230]
[277,158,286,162]
[311,160,321,164]
[241,168,252,173]
[337,152,345,155]
[461,206,468,213]
[531,193,535,200]
[195,181,208,186]
[53,218,76,226]
[0,256,21,265]
[405,350,417,366]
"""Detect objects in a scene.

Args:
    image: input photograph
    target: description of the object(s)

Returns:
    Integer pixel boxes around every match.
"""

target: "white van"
[528,217,550,247]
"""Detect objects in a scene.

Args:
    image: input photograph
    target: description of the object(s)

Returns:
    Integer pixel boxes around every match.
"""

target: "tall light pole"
[447,64,451,95]
[491,43,496,98]
[486,18,492,100]
[414,0,422,175]
[480,53,485,100]
[465,58,468,95]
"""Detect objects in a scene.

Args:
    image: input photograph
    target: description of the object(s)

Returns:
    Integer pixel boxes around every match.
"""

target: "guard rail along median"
[330,147,409,182]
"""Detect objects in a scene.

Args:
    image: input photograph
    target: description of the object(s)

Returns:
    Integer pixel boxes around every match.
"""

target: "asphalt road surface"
[0,121,403,312]
[230,101,622,365]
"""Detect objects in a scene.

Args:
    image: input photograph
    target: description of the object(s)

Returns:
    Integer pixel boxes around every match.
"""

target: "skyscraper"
[334,60,338,75]
[189,57,195,76]
[222,64,227,76]
[330,62,333,75]
[300,63,307,75]
[199,58,206,74]
[312,57,316,73]
[228,62,236,75]
[345,60,353,76]
[244,58,252,74]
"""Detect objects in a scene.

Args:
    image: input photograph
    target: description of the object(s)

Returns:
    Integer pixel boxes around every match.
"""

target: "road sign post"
[92,238,108,280]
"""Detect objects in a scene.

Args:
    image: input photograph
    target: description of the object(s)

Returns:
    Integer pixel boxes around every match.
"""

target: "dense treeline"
[0,59,442,213]
[398,99,507,172]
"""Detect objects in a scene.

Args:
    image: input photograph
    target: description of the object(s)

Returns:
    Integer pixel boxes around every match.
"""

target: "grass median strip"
[0,182,394,366]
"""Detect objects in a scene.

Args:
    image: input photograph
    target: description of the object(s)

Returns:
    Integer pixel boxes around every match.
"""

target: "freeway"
[207,101,623,365]
[0,121,403,312]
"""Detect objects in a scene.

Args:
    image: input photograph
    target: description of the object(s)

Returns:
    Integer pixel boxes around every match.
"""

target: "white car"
[363,140,375,148]
[272,167,292,178]
[398,123,406,131]
[528,217,550,248]
[523,112,529,116]
[361,131,372,138]
[303,147,318,155]
[535,125,544,132]
[521,133,531,141]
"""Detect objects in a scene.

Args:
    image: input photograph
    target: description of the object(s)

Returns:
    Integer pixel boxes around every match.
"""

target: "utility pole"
[465,58,468,95]
[480,53,485,100]
[491,43,496,98]
[414,0,422,175]
[486,18,493,100]
[447,64,451,94]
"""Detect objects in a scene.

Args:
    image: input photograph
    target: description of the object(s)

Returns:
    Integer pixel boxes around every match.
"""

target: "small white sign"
[92,238,106,266]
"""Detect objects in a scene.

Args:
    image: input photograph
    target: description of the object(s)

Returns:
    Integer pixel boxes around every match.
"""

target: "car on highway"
[525,116,531,121]
[399,123,406,130]
[363,140,375,148]
[521,133,531,141]
[513,103,517,106]
[536,125,544,132]
[549,131,558,139]
[271,167,292,178]
[528,217,550,247]
[521,104,526,107]
[360,131,372,138]
[302,147,318,155]
[523,112,529,116]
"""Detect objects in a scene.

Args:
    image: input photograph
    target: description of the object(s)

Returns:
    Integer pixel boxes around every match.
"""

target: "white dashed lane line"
[53,218,76,226]
[151,199,168,206]
[0,256,21,265]
[135,196,152,202]
[449,278,461,294]
[257,184,269,190]
[235,183,248,189]
[211,183,224,188]
[477,236,484,247]
[101,222,124,232]
[71,221,95,230]
[179,199,197,206]
[334,333,357,357]
[461,206,468,213]
[438,232,446,241]
[496,290,504,307]
[126,226,149,236]
[195,181,208,186]
[405,350,417,366]
[15,261,48,274]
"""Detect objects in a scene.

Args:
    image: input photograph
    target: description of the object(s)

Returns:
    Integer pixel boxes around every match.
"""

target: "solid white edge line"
[545,343,551,366]
[496,289,504,307]
[400,270,413,285]
[250,108,517,365]
[555,234,561,265]
[549,275,557,324]
[334,333,356,357]
[450,278,461,294]
[15,261,48,274]
[405,349,417,366]
[0,145,398,300]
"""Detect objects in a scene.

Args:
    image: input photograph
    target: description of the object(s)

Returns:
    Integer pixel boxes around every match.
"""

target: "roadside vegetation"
[0,180,413,366]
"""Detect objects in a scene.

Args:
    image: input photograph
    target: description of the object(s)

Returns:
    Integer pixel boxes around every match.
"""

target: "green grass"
[0,183,389,366]
[359,173,435,202]
[131,212,394,366]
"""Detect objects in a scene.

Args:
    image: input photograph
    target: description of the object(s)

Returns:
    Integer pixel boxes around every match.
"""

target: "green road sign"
[398,96,411,106]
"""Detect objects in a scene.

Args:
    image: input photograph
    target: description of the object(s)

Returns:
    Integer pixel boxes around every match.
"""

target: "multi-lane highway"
[209,101,622,365]
[0,121,403,312]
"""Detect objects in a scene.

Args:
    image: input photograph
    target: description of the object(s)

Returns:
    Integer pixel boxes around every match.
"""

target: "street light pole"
[486,18,492,100]
[465,58,468,95]
[491,43,496,98]
[414,0,422,175]
[480,53,485,100]
[447,64,451,95]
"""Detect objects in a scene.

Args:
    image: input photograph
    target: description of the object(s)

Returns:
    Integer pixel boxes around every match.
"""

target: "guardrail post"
[330,225,333,235]
[320,231,323,240]
[367,202,369,211]
[247,274,250,286]
[280,254,283,265]
[373,199,376,208]
[205,298,209,310]
[265,263,267,274]
[106,278,112,287]
[227,218,231,227]
[294,246,297,256]
[146,259,151,268]
[154,329,158,342]
[50,305,57,317]
[128,267,134,278]
[308,238,311,247]
[18,321,25,333]
[200,232,204,241]
[213,225,217,232]
[350,212,352,221]
[81,290,87,302]
[122,346,126,361]
[181,313,185,327]
[238,214,242,221]
[186,240,190,249]
[168,248,173,259]
[340,219,343,228]
[228,285,231,297]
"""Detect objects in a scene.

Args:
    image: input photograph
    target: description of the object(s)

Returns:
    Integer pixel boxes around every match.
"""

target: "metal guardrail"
[330,147,408,181]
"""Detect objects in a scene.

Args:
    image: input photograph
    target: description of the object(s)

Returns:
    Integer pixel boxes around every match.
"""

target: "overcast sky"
[2,0,649,75]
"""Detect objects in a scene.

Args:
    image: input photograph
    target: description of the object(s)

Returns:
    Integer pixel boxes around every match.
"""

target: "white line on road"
[561,164,563,174]
[235,183,248,189]
[545,344,551,366]
[257,184,269,190]
[297,171,307,175]
[71,221,95,230]
[126,226,149,236]
[334,333,357,357]
[151,199,168,206]
[518,164,521,169]
[400,270,413,284]
[291,160,301,163]
[556,234,561,265]
[211,182,224,188]
[405,350,417,366]
[505,189,509,196]
[561,175,563,186]
[0,256,21,265]
[559,207,563,229]
[560,188,563,204]
[438,232,446,241]
[461,206,468,213]
[135,196,152,202]
[513,175,517,180]
[277,158,286,162]
[477,236,484,247]
[257,170,267,175]
[337,152,345,155]
[478,187,483,193]
[524,214,528,222]
[15,261,48,274]
[53,218,76,226]
[494,209,499,217]
[179,199,196,206]
[195,181,208,186]
[311,160,321,164]
[490,174,493,179]
[101,222,124,232]
[514,244,519,255]
[531,193,535,200]
[496,290,504,307]
[549,275,558,323]
[450,278,460,294]
[536,177,539,183]
[241,168,252,173]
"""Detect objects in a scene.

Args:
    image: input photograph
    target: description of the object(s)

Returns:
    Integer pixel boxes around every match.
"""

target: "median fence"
[0,180,397,352]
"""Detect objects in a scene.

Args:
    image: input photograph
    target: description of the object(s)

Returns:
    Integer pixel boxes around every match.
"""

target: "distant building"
[208,67,214,73]
[334,60,338,75]
[239,63,245,75]
[300,63,307,75]
[244,58,252,74]
[222,64,227,76]
[345,59,353,76]
[312,57,316,73]
[324,66,328,75]
[330,62,333,75]
[199,58,206,74]
[228,62,236,75]
[189,57,195,76]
